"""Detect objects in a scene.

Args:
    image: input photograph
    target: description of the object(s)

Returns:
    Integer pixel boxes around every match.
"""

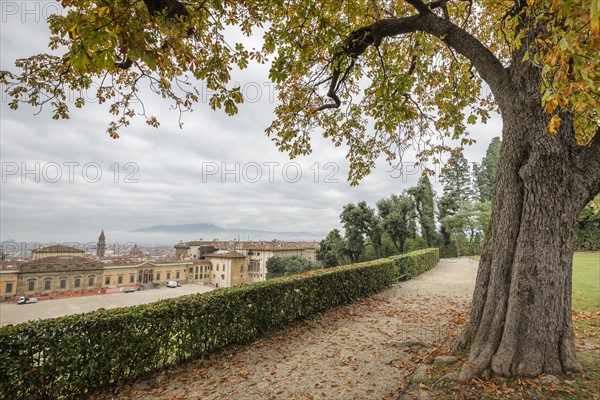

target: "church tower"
[97,230,106,257]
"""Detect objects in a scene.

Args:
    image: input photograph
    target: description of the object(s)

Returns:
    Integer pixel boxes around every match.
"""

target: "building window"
[105,276,111,285]
[176,271,180,279]
[223,265,226,271]
[88,276,95,287]
[118,275,123,284]
[60,279,67,289]
[5,282,13,293]
[221,274,225,280]
[74,278,81,288]
[27,280,36,291]
[44,279,51,290]
[156,272,161,281]
[130,275,135,283]
[240,265,244,272]
[166,272,171,280]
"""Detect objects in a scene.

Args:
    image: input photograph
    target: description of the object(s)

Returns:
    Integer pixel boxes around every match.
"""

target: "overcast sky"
[0,2,502,245]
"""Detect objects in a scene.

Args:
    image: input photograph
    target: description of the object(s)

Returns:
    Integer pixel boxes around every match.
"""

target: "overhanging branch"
[317,8,509,111]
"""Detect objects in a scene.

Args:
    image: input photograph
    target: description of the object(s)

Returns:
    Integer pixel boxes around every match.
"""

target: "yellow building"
[1,241,320,301]
[204,251,247,288]
[13,256,103,298]
[0,258,212,301]
[0,269,19,301]
[173,240,319,286]
[102,261,198,288]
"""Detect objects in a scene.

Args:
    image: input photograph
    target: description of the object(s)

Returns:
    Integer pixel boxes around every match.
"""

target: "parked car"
[17,296,38,304]
[123,287,137,293]
[166,280,179,288]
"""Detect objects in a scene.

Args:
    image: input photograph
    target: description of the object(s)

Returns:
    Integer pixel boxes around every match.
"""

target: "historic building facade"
[0,241,320,301]
[174,240,319,285]
[0,243,210,301]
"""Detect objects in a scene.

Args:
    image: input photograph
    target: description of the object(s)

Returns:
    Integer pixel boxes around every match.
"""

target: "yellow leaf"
[545,98,559,114]
[548,115,561,135]
[98,6,109,17]
[591,0,600,35]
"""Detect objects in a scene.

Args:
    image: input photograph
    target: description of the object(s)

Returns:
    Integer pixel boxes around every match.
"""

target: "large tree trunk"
[456,63,600,378]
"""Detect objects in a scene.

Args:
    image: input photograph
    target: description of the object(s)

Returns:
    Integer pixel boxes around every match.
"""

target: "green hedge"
[0,248,439,399]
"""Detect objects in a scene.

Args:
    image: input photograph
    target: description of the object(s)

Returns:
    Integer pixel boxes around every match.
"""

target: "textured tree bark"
[456,62,600,379]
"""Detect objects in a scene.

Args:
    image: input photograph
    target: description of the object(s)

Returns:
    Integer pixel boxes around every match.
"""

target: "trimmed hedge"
[0,248,439,399]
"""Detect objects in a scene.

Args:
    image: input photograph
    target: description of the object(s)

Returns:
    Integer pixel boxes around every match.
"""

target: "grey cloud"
[0,8,502,244]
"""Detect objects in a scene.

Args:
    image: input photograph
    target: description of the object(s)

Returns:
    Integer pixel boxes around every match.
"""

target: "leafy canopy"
[1,0,598,183]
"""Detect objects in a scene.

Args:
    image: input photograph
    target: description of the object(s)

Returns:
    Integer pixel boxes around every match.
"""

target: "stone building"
[0,257,207,301]
[15,256,104,297]
[174,240,319,287]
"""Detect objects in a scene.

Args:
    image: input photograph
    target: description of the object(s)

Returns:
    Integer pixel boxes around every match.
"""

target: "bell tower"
[97,230,106,257]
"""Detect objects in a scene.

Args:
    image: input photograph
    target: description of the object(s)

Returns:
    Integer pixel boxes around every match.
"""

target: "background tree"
[438,150,473,246]
[576,194,600,251]
[266,255,319,279]
[440,150,474,209]
[407,176,437,246]
[376,194,414,253]
[473,137,502,202]
[316,229,348,268]
[340,201,382,260]
[437,195,454,247]
[3,0,599,380]
[441,200,491,255]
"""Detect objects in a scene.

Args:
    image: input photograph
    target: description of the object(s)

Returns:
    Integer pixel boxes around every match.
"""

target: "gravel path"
[100,258,479,400]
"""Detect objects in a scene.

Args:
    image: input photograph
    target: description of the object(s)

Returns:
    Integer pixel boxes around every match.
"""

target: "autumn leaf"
[548,115,561,135]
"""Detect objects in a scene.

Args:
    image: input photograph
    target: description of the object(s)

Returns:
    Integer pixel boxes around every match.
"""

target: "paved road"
[0,284,216,325]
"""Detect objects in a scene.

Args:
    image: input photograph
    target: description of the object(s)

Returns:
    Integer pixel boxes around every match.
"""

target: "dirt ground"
[97,258,478,400]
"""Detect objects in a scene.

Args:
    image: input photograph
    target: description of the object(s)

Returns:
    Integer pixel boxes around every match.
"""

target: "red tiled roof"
[205,251,246,259]
[187,241,227,247]
[22,256,95,266]
[240,242,319,251]
[33,245,85,253]
[183,240,318,251]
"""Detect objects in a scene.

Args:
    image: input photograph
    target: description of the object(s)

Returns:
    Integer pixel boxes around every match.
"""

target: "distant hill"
[130,223,325,241]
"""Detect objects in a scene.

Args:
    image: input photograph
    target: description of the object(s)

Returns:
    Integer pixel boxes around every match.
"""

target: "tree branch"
[317,11,509,111]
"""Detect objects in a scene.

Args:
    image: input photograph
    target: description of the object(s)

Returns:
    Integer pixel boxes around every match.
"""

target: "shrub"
[0,248,439,399]
[439,243,459,258]
[404,236,428,253]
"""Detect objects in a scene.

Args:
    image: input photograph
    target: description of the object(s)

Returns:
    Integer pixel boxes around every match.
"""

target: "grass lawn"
[572,252,600,312]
